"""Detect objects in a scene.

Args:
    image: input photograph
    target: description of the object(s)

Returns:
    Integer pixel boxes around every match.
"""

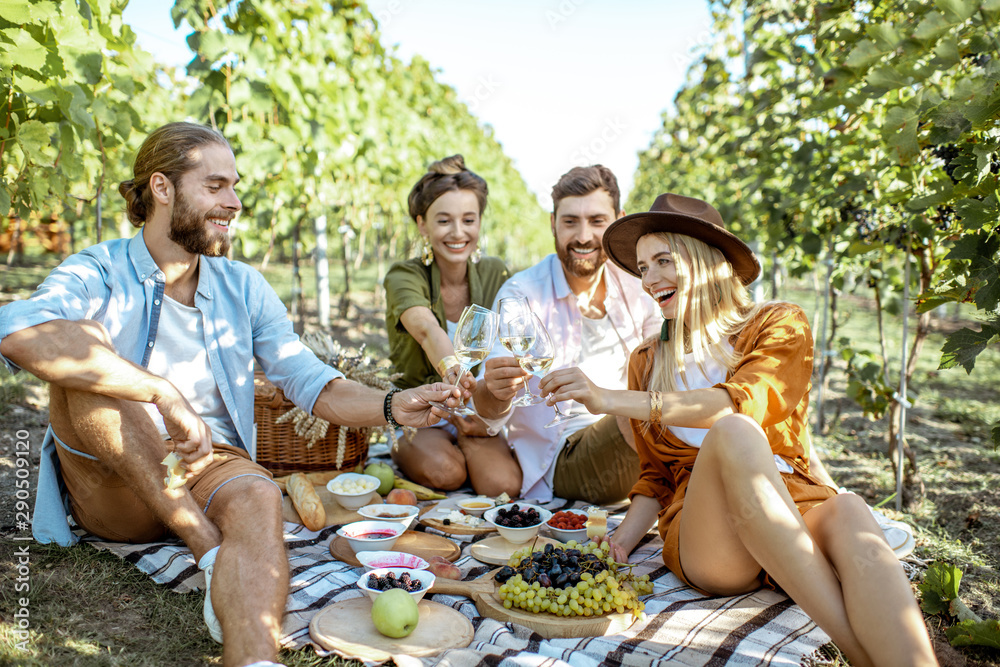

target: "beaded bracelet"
[383,388,402,428]
[649,391,663,425]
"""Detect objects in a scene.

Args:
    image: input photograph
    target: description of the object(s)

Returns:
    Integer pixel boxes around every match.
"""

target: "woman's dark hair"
[407,154,488,222]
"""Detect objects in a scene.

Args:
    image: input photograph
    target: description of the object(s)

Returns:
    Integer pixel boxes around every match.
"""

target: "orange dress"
[627,303,837,590]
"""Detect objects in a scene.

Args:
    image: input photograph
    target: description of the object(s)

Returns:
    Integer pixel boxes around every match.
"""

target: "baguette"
[274,469,342,493]
[287,473,326,530]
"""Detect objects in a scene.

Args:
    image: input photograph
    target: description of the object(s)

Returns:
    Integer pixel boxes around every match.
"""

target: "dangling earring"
[420,236,434,266]
[471,245,482,264]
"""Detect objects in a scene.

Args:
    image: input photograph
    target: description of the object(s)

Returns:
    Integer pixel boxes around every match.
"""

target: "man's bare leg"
[50,384,221,558]
[205,476,288,667]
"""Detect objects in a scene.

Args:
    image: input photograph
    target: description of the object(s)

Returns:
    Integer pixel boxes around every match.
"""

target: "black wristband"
[383,388,402,428]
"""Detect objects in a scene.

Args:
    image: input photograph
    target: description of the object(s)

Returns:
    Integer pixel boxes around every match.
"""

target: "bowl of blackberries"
[356,567,436,604]
[484,502,552,544]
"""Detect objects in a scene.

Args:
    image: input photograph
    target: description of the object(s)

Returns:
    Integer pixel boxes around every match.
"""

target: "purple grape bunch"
[495,503,541,528]
[367,571,423,592]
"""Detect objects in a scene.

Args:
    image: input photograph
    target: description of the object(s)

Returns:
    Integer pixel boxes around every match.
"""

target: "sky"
[121,0,714,209]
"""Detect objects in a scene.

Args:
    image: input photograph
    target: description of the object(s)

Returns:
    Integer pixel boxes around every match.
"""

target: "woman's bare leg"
[804,494,937,666]
[390,427,467,490]
[457,434,521,497]
[678,414,872,666]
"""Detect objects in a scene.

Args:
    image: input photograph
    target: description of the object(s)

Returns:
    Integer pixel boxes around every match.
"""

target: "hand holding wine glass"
[432,304,498,417]
[519,315,573,427]
[497,297,541,407]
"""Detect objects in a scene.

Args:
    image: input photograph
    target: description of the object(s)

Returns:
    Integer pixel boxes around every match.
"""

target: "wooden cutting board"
[430,570,638,639]
[281,485,381,528]
[330,530,461,567]
[470,534,563,566]
[309,597,474,661]
[418,500,497,536]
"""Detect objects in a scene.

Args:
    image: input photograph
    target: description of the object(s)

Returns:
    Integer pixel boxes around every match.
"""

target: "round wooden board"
[309,597,474,660]
[470,534,563,566]
[282,485,381,528]
[431,571,638,639]
[330,530,462,567]
[418,501,497,536]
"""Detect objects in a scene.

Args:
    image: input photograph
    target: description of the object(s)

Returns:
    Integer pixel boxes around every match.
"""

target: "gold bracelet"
[649,391,662,425]
[437,355,460,377]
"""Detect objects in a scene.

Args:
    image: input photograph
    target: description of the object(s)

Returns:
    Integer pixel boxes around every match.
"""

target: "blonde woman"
[384,155,520,496]
[538,194,937,667]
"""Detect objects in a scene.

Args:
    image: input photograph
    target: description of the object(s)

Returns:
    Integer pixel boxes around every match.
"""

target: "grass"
[1,262,998,665]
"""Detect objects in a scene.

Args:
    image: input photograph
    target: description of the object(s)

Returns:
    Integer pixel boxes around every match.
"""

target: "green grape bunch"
[495,541,652,618]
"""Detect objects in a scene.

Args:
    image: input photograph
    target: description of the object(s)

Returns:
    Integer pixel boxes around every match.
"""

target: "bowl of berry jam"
[357,567,436,603]
[484,502,552,544]
[336,520,406,553]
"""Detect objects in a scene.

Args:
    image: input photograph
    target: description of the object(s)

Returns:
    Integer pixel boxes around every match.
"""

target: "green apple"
[364,462,396,496]
[370,588,419,638]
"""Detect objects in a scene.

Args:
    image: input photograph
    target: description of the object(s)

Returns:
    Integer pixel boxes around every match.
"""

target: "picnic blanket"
[84,496,832,666]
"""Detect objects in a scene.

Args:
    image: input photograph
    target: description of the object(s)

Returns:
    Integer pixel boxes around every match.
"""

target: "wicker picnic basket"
[253,371,369,477]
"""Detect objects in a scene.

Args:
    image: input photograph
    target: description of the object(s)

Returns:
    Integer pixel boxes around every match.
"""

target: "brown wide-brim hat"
[602,193,760,285]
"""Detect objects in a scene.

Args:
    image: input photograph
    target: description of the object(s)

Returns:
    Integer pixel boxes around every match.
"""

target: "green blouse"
[384,256,509,389]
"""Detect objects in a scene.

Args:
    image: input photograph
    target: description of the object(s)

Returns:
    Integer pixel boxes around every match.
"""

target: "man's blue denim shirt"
[0,229,342,545]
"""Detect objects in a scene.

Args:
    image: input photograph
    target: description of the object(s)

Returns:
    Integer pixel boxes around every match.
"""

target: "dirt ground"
[0,284,997,666]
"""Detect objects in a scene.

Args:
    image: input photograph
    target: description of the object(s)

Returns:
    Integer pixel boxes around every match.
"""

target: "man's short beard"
[556,242,606,278]
[168,188,231,257]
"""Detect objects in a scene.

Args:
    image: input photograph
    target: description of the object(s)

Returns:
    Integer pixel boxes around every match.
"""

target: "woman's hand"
[482,357,527,403]
[448,412,492,437]
[593,534,630,565]
[440,363,476,400]
[538,367,606,414]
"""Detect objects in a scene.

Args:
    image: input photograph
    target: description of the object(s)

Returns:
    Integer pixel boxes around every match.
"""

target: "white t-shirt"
[141,296,238,446]
[668,344,793,474]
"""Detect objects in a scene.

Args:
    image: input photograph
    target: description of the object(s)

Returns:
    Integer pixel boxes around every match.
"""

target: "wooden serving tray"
[281,484,380,528]
[430,570,638,639]
[330,530,461,567]
[309,597,474,660]
[418,500,497,536]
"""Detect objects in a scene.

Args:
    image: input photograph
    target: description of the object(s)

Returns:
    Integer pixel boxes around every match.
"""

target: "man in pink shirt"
[473,166,660,503]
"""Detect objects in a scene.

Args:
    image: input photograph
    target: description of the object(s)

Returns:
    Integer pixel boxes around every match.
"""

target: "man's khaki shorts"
[54,436,274,543]
[552,414,640,505]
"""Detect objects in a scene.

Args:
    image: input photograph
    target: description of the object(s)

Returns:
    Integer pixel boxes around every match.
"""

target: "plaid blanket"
[84,497,831,666]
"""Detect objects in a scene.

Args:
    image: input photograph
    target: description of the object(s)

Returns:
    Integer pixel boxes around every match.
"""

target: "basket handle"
[268,387,287,410]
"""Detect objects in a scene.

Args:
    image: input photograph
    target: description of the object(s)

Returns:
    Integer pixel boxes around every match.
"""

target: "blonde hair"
[645,232,762,394]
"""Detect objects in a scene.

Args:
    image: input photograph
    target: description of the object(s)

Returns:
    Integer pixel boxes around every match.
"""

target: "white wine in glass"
[498,296,540,406]
[431,304,498,417]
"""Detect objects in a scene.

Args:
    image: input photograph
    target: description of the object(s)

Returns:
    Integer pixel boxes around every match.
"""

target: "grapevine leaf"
[946,619,1000,649]
[15,120,54,167]
[0,1,31,23]
[939,325,1000,372]
[934,0,979,23]
[4,28,47,72]
[883,105,921,165]
[914,11,950,41]
[0,181,9,216]
[845,39,884,71]
[865,65,911,94]
[920,562,962,609]
[954,195,1000,230]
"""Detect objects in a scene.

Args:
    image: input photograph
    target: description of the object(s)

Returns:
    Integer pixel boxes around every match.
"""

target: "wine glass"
[432,304,498,417]
[497,297,542,407]
[519,315,573,427]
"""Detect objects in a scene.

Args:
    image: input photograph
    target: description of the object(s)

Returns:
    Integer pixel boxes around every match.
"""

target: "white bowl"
[484,502,552,544]
[545,509,589,543]
[455,497,496,517]
[357,504,419,529]
[336,520,406,553]
[355,551,430,573]
[326,473,381,510]
[357,567,436,604]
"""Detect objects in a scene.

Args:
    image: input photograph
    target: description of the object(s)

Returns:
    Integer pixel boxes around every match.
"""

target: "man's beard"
[168,190,232,258]
[556,241,606,278]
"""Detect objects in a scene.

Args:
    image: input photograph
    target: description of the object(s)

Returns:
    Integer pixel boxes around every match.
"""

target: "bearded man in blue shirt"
[0,122,459,667]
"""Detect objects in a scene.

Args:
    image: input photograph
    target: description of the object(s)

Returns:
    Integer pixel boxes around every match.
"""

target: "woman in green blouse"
[384,155,521,495]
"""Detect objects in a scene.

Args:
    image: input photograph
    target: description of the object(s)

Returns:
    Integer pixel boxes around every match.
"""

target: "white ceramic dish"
[545,508,589,543]
[483,502,552,544]
[355,551,430,573]
[357,504,419,529]
[455,497,496,517]
[356,567,436,604]
[336,520,406,553]
[326,473,381,510]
